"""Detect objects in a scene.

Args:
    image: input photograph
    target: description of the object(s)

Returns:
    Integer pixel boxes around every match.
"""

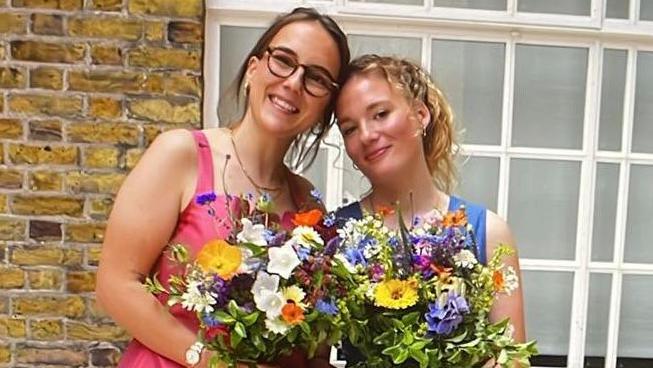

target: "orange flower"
[196,239,242,280]
[376,205,395,217]
[443,209,468,227]
[292,209,323,227]
[493,270,505,292]
[431,263,453,281]
[281,301,305,325]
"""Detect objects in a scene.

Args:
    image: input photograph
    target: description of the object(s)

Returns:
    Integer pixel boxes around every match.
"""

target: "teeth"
[271,96,298,113]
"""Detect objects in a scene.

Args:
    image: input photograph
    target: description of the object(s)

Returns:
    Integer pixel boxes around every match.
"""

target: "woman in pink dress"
[95,8,350,367]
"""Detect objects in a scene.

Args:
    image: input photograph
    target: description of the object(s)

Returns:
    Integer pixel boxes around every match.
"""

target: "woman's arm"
[96,129,199,365]
[485,211,526,343]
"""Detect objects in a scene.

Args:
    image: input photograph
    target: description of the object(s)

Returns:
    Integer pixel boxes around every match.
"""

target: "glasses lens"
[304,69,334,97]
[268,49,296,78]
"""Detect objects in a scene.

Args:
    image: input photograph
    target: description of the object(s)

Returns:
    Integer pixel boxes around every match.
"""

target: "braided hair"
[341,55,459,193]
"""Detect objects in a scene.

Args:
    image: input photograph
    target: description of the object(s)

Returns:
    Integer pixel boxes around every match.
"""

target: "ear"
[244,55,261,83]
[414,100,431,131]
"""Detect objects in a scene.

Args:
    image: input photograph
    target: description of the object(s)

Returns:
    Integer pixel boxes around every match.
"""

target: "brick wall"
[1,0,204,366]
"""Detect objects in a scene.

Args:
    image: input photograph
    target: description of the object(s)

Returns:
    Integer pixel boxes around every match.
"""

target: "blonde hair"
[342,55,459,193]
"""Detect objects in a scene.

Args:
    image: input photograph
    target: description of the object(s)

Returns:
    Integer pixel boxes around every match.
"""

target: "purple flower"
[264,229,286,246]
[344,247,366,267]
[210,275,230,308]
[202,313,221,327]
[196,192,217,205]
[323,212,336,227]
[388,236,400,248]
[310,188,323,203]
[369,263,385,282]
[296,246,311,261]
[324,236,340,256]
[425,292,470,336]
[315,298,339,316]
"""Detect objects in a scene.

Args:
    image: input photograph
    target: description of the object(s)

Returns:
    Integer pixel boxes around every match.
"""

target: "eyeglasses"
[265,46,339,97]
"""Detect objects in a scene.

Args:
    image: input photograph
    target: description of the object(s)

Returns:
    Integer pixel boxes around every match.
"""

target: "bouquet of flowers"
[146,192,351,367]
[335,205,537,367]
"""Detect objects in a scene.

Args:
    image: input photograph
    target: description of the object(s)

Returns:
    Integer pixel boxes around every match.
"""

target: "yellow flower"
[196,239,242,280]
[374,279,419,309]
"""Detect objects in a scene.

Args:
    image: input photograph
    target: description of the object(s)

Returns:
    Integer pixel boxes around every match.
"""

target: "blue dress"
[334,195,488,366]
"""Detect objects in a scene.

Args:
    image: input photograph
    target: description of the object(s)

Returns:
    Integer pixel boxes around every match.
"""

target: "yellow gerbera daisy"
[196,239,242,280]
[374,279,419,309]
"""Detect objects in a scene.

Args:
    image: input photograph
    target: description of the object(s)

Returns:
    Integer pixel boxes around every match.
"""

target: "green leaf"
[497,349,509,365]
[214,311,236,324]
[241,311,259,326]
[410,348,429,368]
[445,330,468,343]
[393,349,409,364]
[299,321,311,336]
[401,311,420,326]
[230,330,242,348]
[401,332,414,345]
[252,333,265,352]
[234,322,247,338]
[227,300,241,317]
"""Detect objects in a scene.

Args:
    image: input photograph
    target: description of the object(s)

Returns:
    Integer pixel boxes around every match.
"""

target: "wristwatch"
[185,341,205,366]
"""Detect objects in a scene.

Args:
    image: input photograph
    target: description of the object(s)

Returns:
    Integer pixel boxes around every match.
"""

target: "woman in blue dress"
[334,55,525,365]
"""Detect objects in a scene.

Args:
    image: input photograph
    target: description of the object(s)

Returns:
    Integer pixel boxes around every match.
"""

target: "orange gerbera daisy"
[281,301,305,325]
[196,239,242,280]
[443,209,468,227]
[493,270,505,292]
[292,209,323,227]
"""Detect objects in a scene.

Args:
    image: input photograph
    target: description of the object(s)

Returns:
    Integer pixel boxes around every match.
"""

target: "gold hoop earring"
[243,81,250,95]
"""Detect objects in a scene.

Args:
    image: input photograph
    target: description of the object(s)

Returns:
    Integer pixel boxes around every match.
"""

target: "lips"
[269,94,299,114]
[364,146,390,162]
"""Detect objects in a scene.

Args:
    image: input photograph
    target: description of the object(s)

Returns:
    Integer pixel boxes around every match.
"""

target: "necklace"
[230,132,284,194]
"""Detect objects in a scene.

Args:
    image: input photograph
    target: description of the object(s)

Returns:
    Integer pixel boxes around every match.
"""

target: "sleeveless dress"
[118,130,309,367]
[334,195,488,366]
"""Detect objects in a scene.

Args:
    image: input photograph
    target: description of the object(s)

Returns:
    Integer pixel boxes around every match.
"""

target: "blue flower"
[324,236,340,256]
[196,192,217,205]
[344,247,367,267]
[316,298,339,316]
[296,246,311,261]
[323,212,336,227]
[210,275,230,307]
[388,236,400,248]
[310,188,323,203]
[425,292,469,336]
[202,313,221,327]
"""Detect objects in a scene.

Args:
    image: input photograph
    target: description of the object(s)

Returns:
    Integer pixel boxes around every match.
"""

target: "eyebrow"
[337,101,388,126]
[270,45,337,82]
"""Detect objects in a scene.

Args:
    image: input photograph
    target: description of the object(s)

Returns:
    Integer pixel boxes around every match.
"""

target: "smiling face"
[336,71,430,183]
[243,20,341,140]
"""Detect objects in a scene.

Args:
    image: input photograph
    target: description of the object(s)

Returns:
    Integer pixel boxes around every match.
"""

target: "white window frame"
[204,1,653,367]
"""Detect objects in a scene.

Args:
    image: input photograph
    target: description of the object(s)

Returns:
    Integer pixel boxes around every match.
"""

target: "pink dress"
[118,131,309,367]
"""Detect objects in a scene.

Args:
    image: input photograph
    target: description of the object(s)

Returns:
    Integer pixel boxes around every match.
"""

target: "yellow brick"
[66,222,106,243]
[0,194,7,213]
[9,143,77,165]
[0,66,27,88]
[0,316,26,337]
[0,266,25,288]
[15,347,87,366]
[168,21,202,43]
[87,297,110,319]
[31,13,63,35]
[90,44,122,65]
[12,0,82,10]
[0,13,27,34]
[88,197,113,219]
[30,319,64,340]
[87,246,102,266]
[67,122,139,145]
[0,118,23,139]
[67,321,129,341]
[66,172,126,194]
[125,148,144,169]
[30,67,63,90]
[128,46,200,69]
[11,246,82,266]
[0,168,23,189]
[145,21,165,41]
[8,94,83,117]
[27,269,63,289]
[13,296,86,317]
[0,345,9,363]
[143,125,162,145]
[68,17,142,41]
[66,270,96,292]
[29,119,62,141]
[129,0,202,17]
[83,146,120,168]
[11,40,85,63]
[29,171,64,191]
[89,97,122,118]
[143,71,201,97]
[69,70,145,93]
[12,195,84,216]
[0,217,27,241]
[89,0,121,11]
[128,97,200,124]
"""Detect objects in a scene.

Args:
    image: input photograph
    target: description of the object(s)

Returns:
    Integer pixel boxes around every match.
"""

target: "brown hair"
[218,7,350,171]
[341,55,459,193]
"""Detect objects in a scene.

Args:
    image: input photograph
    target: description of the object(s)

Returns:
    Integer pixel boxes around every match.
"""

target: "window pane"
[632,51,653,153]
[433,0,506,11]
[624,164,653,264]
[599,49,627,151]
[303,148,329,200]
[508,159,580,260]
[592,163,619,262]
[641,0,653,21]
[585,273,612,363]
[618,275,653,359]
[512,45,587,149]
[349,35,422,63]
[456,156,499,212]
[342,154,371,205]
[518,0,591,16]
[523,270,573,356]
[431,40,505,145]
[606,0,629,19]
[351,0,423,4]
[218,26,264,125]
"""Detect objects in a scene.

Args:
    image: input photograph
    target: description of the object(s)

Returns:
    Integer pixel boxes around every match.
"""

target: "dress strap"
[190,130,215,195]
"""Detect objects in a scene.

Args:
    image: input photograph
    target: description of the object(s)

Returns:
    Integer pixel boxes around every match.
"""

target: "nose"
[359,120,379,144]
[281,65,305,94]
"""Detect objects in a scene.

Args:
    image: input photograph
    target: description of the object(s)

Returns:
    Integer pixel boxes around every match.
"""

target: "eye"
[305,69,334,90]
[339,124,356,137]
[272,52,296,69]
[373,110,388,120]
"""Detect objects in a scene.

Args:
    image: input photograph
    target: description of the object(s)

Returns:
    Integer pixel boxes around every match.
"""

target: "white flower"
[180,280,216,314]
[237,218,267,246]
[282,285,306,307]
[267,242,301,279]
[251,271,279,305]
[502,266,519,295]
[256,289,285,319]
[292,226,324,248]
[265,317,290,335]
[453,249,478,269]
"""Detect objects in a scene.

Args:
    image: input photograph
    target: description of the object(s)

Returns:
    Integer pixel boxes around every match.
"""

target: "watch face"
[186,349,200,365]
